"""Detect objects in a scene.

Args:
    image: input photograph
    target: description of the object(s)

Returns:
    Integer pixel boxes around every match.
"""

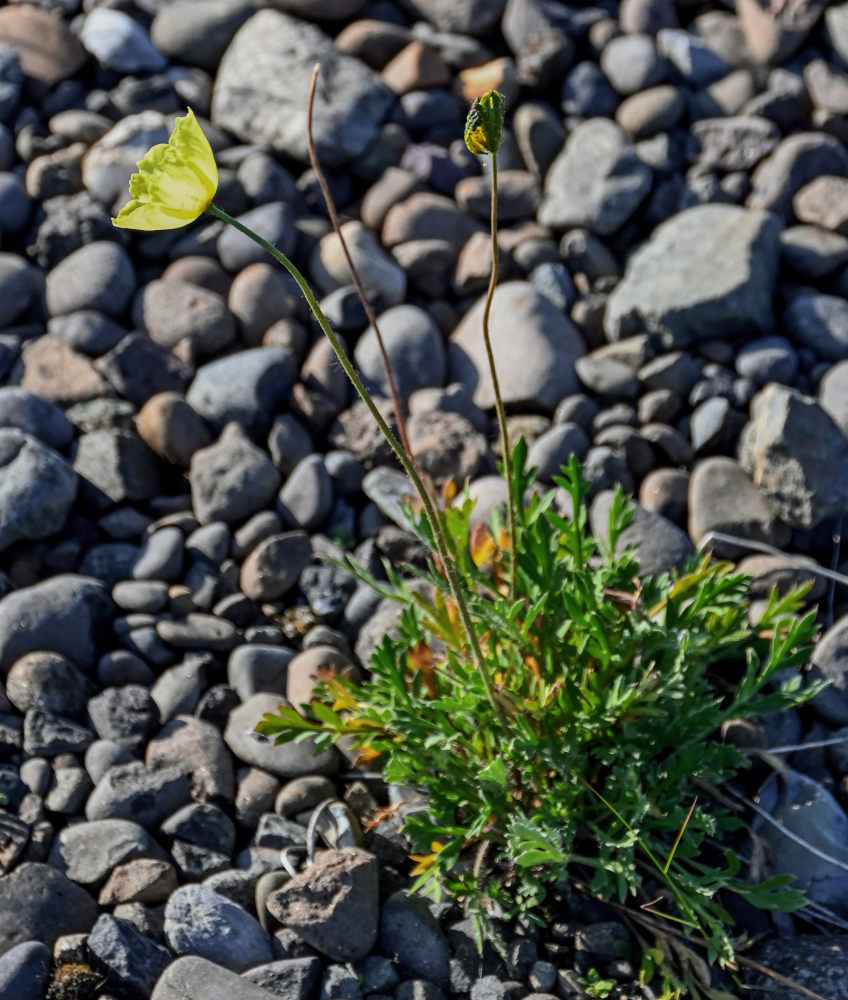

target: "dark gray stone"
[0,863,99,958]
[87,914,172,999]
[0,429,77,553]
[739,383,848,529]
[605,205,781,348]
[211,10,394,169]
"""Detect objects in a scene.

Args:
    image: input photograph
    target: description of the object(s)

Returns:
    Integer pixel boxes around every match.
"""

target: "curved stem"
[480,152,517,599]
[206,202,503,721]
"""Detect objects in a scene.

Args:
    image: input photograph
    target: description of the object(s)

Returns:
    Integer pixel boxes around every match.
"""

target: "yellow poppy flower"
[112,108,218,231]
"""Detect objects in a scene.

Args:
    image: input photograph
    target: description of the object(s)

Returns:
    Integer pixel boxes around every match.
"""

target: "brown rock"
[334,18,411,69]
[228,263,299,346]
[20,335,112,406]
[406,409,489,483]
[382,192,482,252]
[794,176,848,235]
[265,848,379,961]
[0,6,86,86]
[286,646,360,709]
[161,256,232,298]
[98,858,178,905]
[735,0,828,65]
[458,57,520,107]
[136,391,212,468]
[382,41,451,94]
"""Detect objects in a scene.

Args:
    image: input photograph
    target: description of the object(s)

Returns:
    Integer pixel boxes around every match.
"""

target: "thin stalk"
[481,152,517,598]
[206,202,504,721]
[305,65,418,478]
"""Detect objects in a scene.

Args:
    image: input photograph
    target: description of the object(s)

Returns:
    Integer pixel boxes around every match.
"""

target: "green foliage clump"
[257,449,820,965]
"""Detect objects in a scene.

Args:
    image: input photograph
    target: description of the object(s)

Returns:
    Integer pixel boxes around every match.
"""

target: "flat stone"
[0,574,113,674]
[211,9,394,169]
[539,118,652,234]
[151,955,278,1000]
[224,692,338,778]
[605,205,781,348]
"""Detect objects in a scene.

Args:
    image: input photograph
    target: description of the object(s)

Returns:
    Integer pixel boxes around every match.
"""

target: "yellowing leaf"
[470,523,497,566]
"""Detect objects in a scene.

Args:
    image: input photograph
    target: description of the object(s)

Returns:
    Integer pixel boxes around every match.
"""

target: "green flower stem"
[481,152,517,599]
[206,202,504,721]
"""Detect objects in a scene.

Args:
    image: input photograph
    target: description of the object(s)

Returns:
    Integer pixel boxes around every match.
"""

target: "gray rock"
[161,802,236,855]
[449,282,585,412]
[151,955,278,1000]
[600,34,665,95]
[227,644,294,701]
[0,863,99,958]
[73,429,162,511]
[45,241,135,318]
[748,133,848,222]
[135,280,236,358]
[0,387,74,450]
[738,383,848,529]
[242,957,322,1000]
[747,937,848,1000]
[239,530,312,602]
[820,359,848,436]
[561,62,619,118]
[164,884,273,972]
[605,205,781,348]
[224,692,338,778]
[212,10,394,169]
[0,574,113,673]
[383,191,482,253]
[217,202,297,273]
[313,221,406,306]
[0,941,51,1000]
[380,891,451,989]
[80,8,166,72]
[48,817,169,888]
[783,292,848,361]
[187,348,297,438]
[0,429,77,553]
[656,27,728,85]
[539,118,652,234]
[0,253,39,327]
[23,709,94,756]
[5,652,91,719]
[87,914,172,999]
[753,769,848,916]
[355,305,445,405]
[86,760,192,827]
[780,225,848,279]
[526,423,590,484]
[150,0,259,72]
[405,0,505,35]
[88,685,159,754]
[590,490,694,577]
[189,424,281,525]
[690,116,780,172]
[278,454,334,532]
[146,714,235,804]
[687,457,790,556]
[809,614,848,726]
[735,336,798,385]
